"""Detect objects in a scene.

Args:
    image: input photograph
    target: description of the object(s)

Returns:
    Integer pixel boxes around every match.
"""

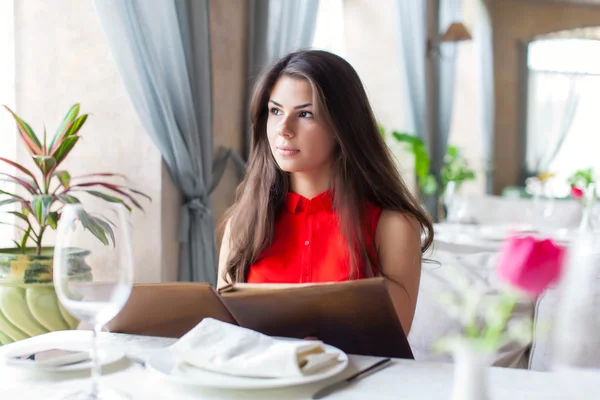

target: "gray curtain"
[244,0,320,156]
[433,0,462,179]
[476,0,495,193]
[93,0,217,284]
[397,0,434,217]
[397,0,429,144]
[267,0,320,61]
[526,70,584,175]
[398,0,461,218]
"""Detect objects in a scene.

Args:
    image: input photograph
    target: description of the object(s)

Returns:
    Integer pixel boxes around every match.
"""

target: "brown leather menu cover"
[105,283,237,338]
[106,278,413,359]
[220,277,414,359]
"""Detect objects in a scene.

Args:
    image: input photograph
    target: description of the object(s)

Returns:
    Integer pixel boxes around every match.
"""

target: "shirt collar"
[285,190,333,214]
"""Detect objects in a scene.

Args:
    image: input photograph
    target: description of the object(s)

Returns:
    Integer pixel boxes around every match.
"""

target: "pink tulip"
[571,185,584,199]
[497,235,566,297]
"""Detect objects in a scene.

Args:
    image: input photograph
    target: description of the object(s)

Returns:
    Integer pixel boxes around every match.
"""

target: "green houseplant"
[441,146,476,195]
[380,127,476,195]
[379,127,437,195]
[567,168,596,231]
[0,104,148,345]
[381,126,476,221]
[440,146,476,222]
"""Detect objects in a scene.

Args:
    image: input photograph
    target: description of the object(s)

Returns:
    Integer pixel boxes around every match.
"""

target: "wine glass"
[53,203,134,399]
[528,178,556,234]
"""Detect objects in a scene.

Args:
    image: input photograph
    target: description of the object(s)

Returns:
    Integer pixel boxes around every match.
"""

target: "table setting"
[0,185,599,399]
[0,321,364,399]
[1,327,600,400]
[433,222,574,253]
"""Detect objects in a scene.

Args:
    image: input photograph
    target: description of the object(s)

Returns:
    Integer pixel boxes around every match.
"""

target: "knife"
[311,358,392,399]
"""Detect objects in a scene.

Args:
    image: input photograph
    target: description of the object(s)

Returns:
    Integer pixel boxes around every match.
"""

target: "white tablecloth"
[0,331,598,399]
[432,223,574,255]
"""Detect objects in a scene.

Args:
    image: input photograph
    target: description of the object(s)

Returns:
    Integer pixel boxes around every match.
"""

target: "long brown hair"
[223,50,434,283]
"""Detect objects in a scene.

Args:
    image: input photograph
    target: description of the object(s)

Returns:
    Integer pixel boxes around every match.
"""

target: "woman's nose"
[277,118,294,138]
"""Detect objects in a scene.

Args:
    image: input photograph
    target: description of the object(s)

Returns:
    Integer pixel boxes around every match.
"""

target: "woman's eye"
[299,111,313,118]
[270,107,282,116]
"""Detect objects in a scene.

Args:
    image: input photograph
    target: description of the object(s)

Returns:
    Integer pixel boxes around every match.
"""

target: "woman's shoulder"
[377,209,421,239]
[375,209,422,274]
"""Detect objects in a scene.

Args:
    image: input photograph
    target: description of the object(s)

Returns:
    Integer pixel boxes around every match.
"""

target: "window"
[527,37,600,196]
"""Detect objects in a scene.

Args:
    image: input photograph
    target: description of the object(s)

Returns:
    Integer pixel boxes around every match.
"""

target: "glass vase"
[451,341,494,400]
[578,184,597,232]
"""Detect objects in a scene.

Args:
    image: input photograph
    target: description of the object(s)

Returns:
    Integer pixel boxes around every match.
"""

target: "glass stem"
[90,323,103,397]
[579,202,592,232]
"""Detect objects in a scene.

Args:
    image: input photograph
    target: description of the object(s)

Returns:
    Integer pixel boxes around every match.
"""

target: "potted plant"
[379,127,437,196]
[0,104,148,345]
[380,126,476,221]
[440,146,476,194]
[567,168,596,231]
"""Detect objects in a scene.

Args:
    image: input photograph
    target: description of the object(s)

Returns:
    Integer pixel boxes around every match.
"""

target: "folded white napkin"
[169,318,340,378]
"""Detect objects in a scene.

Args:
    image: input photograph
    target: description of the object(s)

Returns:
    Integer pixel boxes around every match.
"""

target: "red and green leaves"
[4,104,87,178]
[3,106,43,156]
[49,104,80,150]
[0,103,150,254]
[0,173,38,194]
[33,156,57,178]
[0,157,41,190]
[52,136,80,167]
[53,171,71,188]
[48,104,86,168]
[57,194,80,204]
[32,195,52,226]
[78,209,115,246]
[64,182,150,211]
[0,190,34,214]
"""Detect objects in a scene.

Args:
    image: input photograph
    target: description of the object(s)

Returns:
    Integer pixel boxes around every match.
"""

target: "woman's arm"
[375,210,422,335]
[217,220,232,290]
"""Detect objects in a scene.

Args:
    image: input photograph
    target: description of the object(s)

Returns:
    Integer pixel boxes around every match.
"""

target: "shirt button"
[304,241,310,245]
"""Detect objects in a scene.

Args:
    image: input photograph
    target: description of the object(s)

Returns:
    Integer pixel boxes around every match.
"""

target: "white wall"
[0,0,17,248]
[342,0,486,196]
[447,0,486,195]
[12,0,179,282]
[341,0,417,192]
[332,0,485,196]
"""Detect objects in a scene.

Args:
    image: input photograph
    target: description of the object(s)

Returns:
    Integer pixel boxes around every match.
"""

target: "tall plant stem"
[36,226,46,255]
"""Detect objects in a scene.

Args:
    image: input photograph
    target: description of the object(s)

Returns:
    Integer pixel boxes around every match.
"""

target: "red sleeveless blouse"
[247,191,383,283]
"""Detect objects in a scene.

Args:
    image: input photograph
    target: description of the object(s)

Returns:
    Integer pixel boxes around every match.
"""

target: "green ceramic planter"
[0,247,92,346]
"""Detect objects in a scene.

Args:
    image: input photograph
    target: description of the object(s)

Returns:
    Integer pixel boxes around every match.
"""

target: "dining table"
[1,330,598,399]
[432,222,575,255]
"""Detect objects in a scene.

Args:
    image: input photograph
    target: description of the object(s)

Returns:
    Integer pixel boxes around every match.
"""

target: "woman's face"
[266,76,337,175]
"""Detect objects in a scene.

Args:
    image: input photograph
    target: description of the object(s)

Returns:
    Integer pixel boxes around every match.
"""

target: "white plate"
[146,344,349,390]
[549,229,572,244]
[477,227,512,242]
[2,342,124,372]
[475,224,536,242]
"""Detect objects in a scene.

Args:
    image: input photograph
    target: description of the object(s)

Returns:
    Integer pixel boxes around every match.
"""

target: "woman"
[218,50,433,334]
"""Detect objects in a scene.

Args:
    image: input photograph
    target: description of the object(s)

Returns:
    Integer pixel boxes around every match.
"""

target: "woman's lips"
[277,147,300,156]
